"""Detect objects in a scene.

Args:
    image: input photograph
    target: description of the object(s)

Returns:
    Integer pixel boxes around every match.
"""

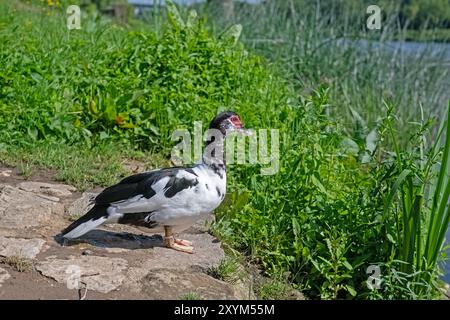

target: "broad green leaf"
[383,169,411,220]
[386,233,396,244]
[311,174,327,195]
[99,131,108,140]
[343,260,353,271]
[366,128,378,154]
[340,137,359,156]
[346,285,357,297]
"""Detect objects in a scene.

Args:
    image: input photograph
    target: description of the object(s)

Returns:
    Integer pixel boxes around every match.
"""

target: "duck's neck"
[201,134,226,176]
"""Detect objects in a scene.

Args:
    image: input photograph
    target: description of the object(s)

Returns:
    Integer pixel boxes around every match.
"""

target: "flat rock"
[0,184,64,229]
[36,255,128,293]
[65,192,97,218]
[17,182,76,198]
[0,267,10,287]
[0,236,47,259]
[141,269,242,299]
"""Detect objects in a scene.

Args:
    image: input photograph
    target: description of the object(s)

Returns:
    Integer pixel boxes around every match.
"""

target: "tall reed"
[383,101,450,290]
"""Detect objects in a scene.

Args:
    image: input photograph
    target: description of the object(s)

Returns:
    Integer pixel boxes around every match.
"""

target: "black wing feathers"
[94,183,146,205]
[94,167,198,205]
[164,176,199,198]
[95,170,166,205]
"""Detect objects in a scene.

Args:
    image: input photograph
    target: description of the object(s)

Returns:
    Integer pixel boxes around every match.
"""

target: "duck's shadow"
[54,230,164,250]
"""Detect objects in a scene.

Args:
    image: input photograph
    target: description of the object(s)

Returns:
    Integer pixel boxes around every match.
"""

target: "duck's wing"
[61,167,199,239]
[94,167,199,206]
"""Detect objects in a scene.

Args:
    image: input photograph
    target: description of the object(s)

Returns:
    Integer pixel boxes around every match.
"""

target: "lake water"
[374,40,450,59]
[336,38,450,61]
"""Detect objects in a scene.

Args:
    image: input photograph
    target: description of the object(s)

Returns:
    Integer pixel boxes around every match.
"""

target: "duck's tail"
[61,205,109,239]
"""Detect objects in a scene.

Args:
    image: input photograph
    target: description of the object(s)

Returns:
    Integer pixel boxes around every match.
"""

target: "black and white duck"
[60,111,248,253]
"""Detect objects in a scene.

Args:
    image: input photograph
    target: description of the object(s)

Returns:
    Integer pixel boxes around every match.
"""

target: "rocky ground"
[0,165,260,300]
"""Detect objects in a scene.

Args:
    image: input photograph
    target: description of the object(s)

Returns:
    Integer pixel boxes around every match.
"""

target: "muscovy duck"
[60,111,248,253]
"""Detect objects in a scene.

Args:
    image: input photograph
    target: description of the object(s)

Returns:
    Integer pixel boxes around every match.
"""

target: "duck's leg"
[163,226,194,254]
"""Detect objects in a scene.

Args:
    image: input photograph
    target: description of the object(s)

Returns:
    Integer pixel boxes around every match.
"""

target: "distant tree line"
[78,0,450,29]
[398,0,450,28]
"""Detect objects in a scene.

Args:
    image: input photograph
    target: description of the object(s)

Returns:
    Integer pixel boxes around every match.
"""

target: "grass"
[207,257,243,284]
[423,106,450,272]
[178,292,202,300]
[17,160,34,179]
[1,139,172,191]
[0,141,157,190]
[207,254,303,299]
[1,0,450,300]
[1,256,33,273]
[257,279,294,300]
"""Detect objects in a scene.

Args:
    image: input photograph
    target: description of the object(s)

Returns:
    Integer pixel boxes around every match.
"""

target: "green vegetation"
[253,1,450,38]
[0,1,289,151]
[214,98,449,299]
[203,1,450,131]
[0,0,449,300]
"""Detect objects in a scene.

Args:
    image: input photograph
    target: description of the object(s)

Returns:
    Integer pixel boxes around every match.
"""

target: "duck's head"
[209,111,251,136]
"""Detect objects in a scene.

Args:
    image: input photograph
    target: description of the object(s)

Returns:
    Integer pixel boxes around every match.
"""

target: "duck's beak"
[238,127,253,136]
[226,118,253,136]
[225,126,252,137]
